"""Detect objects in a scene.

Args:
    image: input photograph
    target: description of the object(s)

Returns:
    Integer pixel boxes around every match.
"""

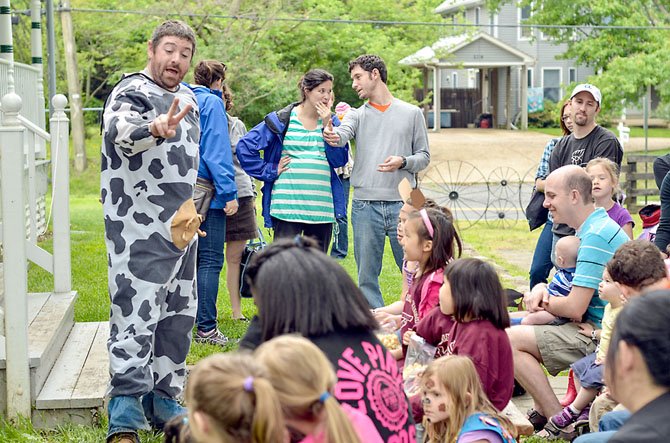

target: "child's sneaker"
[574,405,591,428]
[194,328,229,346]
[549,406,579,429]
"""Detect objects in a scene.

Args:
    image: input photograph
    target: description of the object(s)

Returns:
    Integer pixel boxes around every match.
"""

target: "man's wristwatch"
[399,156,407,169]
[591,329,598,342]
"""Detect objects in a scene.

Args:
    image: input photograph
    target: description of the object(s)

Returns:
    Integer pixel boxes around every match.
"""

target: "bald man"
[508,165,629,433]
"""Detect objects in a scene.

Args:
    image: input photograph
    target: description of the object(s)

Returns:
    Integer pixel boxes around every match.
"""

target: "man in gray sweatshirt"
[323,54,430,308]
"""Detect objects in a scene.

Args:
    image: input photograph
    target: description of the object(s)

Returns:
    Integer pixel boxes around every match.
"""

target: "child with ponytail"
[184,352,287,443]
[256,334,383,443]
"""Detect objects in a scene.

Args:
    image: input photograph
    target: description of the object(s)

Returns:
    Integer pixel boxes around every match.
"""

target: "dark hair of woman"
[193,60,226,88]
[298,69,334,102]
[444,258,510,329]
[245,237,378,341]
[606,290,670,388]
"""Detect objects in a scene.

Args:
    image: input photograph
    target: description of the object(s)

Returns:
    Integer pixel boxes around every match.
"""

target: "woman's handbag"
[525,188,548,231]
[239,228,267,298]
[193,177,215,222]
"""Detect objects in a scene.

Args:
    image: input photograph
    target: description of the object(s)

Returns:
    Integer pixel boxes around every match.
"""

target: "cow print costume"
[101,70,200,402]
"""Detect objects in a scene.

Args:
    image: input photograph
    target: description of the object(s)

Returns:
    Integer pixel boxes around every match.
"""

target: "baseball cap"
[570,83,602,107]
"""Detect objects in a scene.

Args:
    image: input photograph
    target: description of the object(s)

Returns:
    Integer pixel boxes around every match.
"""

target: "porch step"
[0,291,77,404]
[33,321,109,428]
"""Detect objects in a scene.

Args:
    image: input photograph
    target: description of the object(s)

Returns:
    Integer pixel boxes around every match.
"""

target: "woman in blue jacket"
[237,68,348,252]
[188,60,238,346]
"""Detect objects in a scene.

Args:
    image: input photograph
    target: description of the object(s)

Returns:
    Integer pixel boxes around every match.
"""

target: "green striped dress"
[270,109,335,224]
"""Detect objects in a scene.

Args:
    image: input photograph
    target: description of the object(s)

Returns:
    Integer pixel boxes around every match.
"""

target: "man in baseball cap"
[511,81,625,427]
[570,83,602,107]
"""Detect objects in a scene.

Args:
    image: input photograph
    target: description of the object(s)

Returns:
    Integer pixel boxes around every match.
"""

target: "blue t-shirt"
[574,208,629,326]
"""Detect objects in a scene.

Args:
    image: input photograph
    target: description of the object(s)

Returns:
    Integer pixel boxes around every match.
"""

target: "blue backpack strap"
[459,413,516,443]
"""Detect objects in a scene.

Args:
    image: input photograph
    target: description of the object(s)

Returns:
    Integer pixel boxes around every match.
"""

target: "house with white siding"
[401,0,594,129]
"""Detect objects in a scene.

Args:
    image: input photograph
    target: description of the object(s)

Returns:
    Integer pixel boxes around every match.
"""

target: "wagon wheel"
[519,164,538,217]
[419,160,489,230]
[485,198,520,229]
[488,166,521,203]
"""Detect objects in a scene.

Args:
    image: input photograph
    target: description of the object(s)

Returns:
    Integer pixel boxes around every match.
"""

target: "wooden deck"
[0,291,109,427]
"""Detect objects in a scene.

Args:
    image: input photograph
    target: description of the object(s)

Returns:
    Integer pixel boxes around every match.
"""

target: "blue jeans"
[600,410,630,431]
[196,208,226,333]
[573,431,616,443]
[351,200,404,308]
[107,393,185,440]
[330,176,350,259]
[529,220,555,289]
[572,410,629,443]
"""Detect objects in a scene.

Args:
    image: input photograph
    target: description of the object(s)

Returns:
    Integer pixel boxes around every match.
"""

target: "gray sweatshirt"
[333,98,430,201]
[228,115,254,199]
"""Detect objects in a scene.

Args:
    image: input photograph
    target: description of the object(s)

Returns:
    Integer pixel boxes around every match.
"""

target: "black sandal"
[527,408,548,432]
[537,421,580,441]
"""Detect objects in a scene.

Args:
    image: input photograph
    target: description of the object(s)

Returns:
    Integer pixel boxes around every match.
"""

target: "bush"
[528,100,560,128]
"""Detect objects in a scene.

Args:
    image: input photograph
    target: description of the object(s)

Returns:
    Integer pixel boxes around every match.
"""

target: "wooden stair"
[0,291,109,427]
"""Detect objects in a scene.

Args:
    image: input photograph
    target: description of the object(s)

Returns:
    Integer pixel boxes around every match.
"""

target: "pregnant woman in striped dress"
[237,69,348,252]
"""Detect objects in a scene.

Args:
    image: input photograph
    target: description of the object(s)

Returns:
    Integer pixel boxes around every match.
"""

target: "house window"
[475,7,481,26]
[519,5,532,40]
[527,68,534,88]
[569,67,576,84]
[452,72,458,88]
[489,13,498,37]
[542,68,562,103]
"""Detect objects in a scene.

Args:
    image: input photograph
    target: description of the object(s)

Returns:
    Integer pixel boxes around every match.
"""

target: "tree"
[12,0,447,127]
[487,0,670,113]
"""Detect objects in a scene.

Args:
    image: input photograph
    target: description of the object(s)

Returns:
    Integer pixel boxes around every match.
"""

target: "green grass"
[10,134,566,441]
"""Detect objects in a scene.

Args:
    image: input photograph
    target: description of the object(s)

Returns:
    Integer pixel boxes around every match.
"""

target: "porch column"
[432,66,441,132]
[31,0,46,129]
[422,67,429,121]
[521,64,528,130]
[506,66,512,129]
[481,68,489,114]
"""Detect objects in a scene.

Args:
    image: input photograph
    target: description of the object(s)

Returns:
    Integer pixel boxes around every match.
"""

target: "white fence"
[0,59,46,156]
[0,92,71,418]
[0,59,49,244]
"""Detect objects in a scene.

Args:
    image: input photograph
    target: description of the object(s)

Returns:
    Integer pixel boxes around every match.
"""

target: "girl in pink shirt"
[256,335,383,443]
[396,208,461,359]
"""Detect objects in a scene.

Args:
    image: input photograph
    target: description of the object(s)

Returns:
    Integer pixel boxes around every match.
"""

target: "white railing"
[0,59,45,158]
[0,92,71,419]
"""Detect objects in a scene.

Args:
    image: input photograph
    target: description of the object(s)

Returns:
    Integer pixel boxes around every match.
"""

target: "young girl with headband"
[184,352,286,443]
[397,208,461,359]
[256,335,383,443]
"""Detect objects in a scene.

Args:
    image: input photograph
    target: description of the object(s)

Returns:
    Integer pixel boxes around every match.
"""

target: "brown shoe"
[108,432,140,443]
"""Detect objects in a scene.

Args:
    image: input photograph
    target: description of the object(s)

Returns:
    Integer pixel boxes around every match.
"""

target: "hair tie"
[419,208,434,238]
[319,391,331,403]
[243,376,254,392]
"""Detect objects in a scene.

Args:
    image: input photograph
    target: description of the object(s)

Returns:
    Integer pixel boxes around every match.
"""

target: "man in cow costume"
[101,20,201,443]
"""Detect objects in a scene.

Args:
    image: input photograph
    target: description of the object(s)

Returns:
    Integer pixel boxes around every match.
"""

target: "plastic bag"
[402,334,436,396]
